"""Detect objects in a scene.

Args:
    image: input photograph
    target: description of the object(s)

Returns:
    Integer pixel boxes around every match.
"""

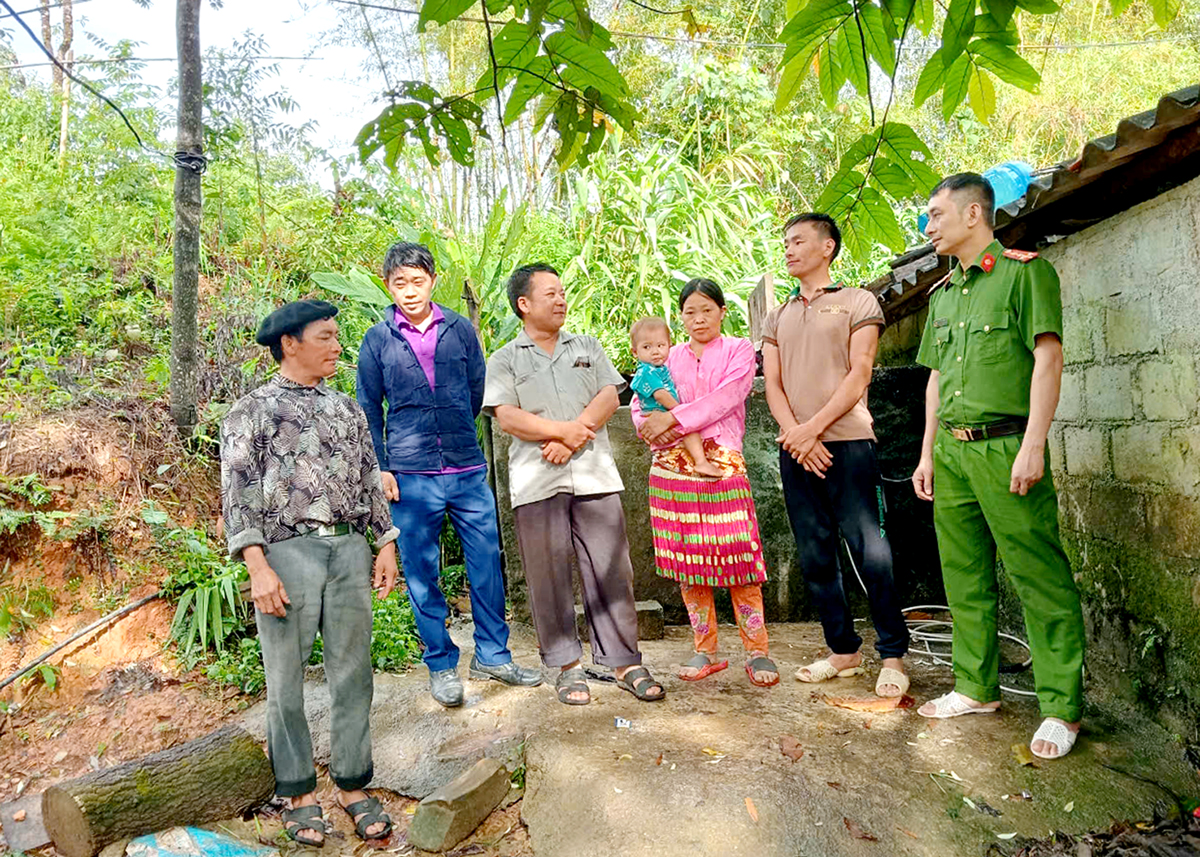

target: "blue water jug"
[917,160,1034,236]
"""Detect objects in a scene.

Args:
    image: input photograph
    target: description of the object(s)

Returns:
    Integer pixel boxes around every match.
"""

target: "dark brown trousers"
[512,492,642,669]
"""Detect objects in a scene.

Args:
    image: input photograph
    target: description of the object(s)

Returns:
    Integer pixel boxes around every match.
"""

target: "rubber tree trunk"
[41,726,274,857]
[170,0,202,434]
[40,0,56,91]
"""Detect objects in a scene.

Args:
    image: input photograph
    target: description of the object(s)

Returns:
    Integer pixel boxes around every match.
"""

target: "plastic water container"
[917,160,1034,236]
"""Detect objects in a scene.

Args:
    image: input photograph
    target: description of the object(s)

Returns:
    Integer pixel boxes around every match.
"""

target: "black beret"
[255,300,339,346]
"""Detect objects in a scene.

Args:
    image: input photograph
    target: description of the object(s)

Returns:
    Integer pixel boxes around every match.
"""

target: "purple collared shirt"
[393,304,487,477]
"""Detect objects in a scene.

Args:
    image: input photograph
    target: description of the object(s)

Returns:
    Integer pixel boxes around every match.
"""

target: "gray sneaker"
[429,667,464,707]
[468,656,544,687]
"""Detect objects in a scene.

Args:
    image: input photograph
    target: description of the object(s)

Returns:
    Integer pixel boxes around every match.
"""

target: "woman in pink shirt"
[633,278,777,687]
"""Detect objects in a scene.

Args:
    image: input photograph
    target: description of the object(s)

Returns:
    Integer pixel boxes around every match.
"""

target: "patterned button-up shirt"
[220,375,399,560]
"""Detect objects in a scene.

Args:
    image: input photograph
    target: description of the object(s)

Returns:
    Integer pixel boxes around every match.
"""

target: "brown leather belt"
[940,418,1028,442]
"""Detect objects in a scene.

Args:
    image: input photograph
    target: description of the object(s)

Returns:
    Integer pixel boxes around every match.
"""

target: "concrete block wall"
[1042,175,1200,738]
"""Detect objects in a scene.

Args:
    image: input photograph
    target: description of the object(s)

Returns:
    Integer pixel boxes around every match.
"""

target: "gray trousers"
[257,532,374,797]
[513,492,642,669]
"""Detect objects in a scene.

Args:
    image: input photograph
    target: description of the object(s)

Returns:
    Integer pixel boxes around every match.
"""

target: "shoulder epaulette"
[927,271,953,295]
[1002,248,1039,263]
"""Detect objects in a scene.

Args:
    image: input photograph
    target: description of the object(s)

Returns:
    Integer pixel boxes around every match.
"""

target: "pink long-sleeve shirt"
[630,335,755,453]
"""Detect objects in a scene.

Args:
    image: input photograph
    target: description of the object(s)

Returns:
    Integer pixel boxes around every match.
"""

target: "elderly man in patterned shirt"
[221,299,399,847]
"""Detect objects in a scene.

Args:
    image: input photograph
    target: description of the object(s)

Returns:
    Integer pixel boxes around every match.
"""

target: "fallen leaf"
[917,732,929,739]
[670,763,676,771]
[15,780,26,796]
[996,832,1017,840]
[1011,743,1039,767]
[745,797,759,822]
[655,754,663,765]
[779,736,804,762]
[862,719,872,730]
[617,754,632,762]
[826,781,844,791]
[13,810,26,822]
[843,818,878,842]
[823,695,901,713]
[963,796,978,811]
[896,826,919,840]
[701,747,723,756]
[904,610,933,620]
[1064,801,1074,812]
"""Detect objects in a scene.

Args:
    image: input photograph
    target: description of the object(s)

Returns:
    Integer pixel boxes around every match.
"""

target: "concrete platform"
[244,621,1200,857]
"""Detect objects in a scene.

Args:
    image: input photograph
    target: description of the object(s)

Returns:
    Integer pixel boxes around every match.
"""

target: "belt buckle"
[315,524,337,537]
[950,427,972,441]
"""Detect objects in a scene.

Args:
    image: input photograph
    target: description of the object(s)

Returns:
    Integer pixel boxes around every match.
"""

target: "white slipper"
[1030,718,1079,760]
[794,658,865,683]
[875,667,910,698]
[919,691,1000,719]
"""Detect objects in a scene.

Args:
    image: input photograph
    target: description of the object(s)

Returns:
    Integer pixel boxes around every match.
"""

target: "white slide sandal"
[1030,718,1079,759]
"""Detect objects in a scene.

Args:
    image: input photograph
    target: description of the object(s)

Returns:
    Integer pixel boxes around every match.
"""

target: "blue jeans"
[392,468,511,671]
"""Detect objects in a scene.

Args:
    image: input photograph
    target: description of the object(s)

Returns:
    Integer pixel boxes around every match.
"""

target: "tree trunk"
[57,48,72,162]
[56,0,72,86]
[41,726,274,857]
[170,0,203,433]
[40,0,56,91]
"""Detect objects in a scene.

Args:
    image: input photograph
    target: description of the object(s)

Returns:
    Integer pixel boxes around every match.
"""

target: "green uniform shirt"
[916,239,1063,425]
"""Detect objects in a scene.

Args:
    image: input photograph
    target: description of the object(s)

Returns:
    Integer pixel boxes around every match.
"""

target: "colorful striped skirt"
[648,439,768,588]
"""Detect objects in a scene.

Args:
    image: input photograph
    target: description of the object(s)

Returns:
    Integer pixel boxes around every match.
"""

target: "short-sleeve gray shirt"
[484,330,627,507]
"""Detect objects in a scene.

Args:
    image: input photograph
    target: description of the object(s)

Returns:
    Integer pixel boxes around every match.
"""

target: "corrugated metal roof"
[869,84,1200,324]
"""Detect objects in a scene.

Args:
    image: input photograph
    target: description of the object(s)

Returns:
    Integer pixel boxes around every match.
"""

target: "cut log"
[42,725,274,857]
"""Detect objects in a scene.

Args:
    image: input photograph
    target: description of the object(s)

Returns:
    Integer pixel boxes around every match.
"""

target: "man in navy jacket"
[357,243,542,706]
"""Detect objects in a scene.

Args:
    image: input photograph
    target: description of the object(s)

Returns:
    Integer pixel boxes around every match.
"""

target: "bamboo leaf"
[170,590,194,641]
[210,588,224,653]
[970,38,1040,91]
[196,587,209,652]
[941,0,977,65]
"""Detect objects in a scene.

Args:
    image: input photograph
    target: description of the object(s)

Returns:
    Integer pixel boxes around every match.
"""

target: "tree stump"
[42,726,275,857]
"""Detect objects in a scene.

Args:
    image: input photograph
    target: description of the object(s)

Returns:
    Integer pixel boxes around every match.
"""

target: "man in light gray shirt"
[484,263,665,707]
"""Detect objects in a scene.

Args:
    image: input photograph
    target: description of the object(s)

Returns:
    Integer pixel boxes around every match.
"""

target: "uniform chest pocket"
[969,312,1012,364]
[934,325,952,349]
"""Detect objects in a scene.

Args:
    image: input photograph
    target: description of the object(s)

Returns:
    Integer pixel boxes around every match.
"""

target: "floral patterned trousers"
[681,582,769,657]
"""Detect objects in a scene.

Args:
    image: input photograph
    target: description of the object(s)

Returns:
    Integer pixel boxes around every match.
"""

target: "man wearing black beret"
[221,299,399,846]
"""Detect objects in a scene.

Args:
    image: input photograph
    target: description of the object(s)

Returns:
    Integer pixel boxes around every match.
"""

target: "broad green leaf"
[970,38,1040,90]
[860,186,907,251]
[858,2,896,75]
[196,586,209,652]
[569,0,594,39]
[941,0,976,65]
[877,121,932,157]
[913,0,935,34]
[942,52,972,120]
[775,51,817,112]
[432,112,476,166]
[913,48,944,107]
[1148,0,1181,27]
[981,0,1016,25]
[544,30,628,98]
[836,21,870,94]
[787,0,809,18]
[487,0,512,12]
[817,42,845,108]
[504,56,554,123]
[170,590,194,641]
[778,0,854,66]
[967,65,996,121]
[481,20,541,90]
[973,12,1020,44]
[840,128,879,169]
[418,0,477,30]
[1109,0,1135,12]
[312,269,392,306]
[1013,0,1059,10]
[815,164,866,213]
[869,157,917,198]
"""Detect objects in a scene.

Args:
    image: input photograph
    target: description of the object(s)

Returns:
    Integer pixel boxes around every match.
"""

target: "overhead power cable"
[0,0,205,173]
[1,54,324,71]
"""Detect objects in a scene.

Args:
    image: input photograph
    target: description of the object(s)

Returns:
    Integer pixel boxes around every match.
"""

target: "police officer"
[911,173,1085,761]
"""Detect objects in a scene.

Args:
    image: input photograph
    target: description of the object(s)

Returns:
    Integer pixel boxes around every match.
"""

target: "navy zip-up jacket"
[356,304,487,473]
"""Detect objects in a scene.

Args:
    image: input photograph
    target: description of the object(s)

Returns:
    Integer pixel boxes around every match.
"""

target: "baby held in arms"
[629,317,724,478]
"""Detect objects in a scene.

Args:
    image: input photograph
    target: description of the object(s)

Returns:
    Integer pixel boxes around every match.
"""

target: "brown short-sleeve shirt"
[761,284,885,442]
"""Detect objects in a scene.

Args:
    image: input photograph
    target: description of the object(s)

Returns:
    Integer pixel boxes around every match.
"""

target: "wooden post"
[747,272,777,349]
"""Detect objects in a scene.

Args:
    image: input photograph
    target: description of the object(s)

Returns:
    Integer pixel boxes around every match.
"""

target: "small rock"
[407,758,511,852]
[98,837,131,857]
[52,751,68,764]
[13,810,26,822]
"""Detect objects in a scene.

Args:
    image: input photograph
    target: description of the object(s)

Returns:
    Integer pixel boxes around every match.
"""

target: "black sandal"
[616,666,666,701]
[555,667,591,705]
[282,804,327,847]
[338,795,393,842]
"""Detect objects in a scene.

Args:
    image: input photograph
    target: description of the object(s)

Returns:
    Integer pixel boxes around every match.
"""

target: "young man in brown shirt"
[762,213,910,698]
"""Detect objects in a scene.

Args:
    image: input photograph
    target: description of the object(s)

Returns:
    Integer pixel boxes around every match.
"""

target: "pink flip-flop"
[679,653,728,681]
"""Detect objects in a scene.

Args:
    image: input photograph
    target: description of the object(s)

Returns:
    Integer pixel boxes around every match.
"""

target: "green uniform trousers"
[932,427,1085,721]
